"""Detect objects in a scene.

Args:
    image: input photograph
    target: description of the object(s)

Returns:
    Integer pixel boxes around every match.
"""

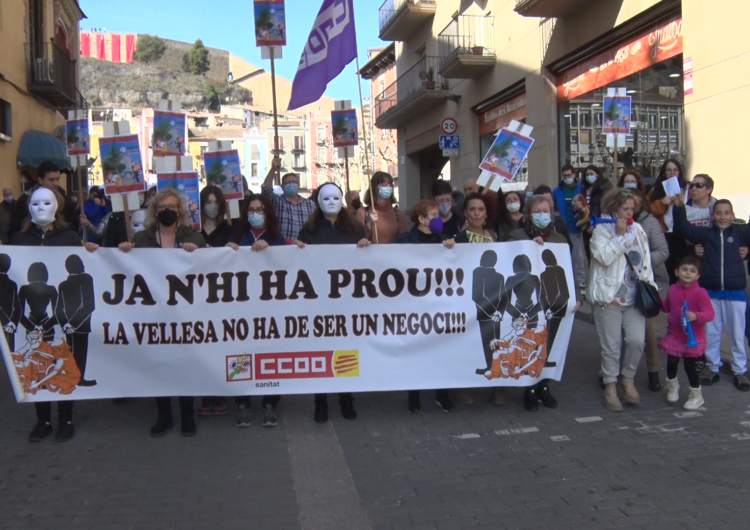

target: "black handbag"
[624,253,661,318]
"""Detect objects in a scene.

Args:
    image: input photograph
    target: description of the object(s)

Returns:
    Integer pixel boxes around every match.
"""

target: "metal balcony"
[515,0,592,17]
[379,0,437,41]
[438,15,495,79]
[26,42,80,110]
[374,56,448,130]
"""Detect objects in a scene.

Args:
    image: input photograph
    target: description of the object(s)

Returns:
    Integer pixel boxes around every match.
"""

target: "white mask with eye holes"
[130,210,146,234]
[317,184,343,216]
[28,187,58,227]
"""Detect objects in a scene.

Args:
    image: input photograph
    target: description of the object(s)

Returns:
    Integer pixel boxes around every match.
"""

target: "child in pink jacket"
[660,256,715,410]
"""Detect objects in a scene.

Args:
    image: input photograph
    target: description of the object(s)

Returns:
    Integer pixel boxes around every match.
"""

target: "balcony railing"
[27,42,80,109]
[379,0,436,40]
[438,15,495,63]
[374,56,448,128]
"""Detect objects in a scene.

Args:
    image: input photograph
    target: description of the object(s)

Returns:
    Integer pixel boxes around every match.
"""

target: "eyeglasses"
[691,183,708,189]
[156,204,179,212]
[247,208,265,214]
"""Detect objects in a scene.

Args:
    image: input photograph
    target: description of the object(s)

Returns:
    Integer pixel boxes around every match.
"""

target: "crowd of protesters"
[2,155,749,443]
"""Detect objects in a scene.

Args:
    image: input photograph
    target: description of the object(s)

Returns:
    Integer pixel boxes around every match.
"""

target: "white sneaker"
[683,387,704,410]
[665,378,680,404]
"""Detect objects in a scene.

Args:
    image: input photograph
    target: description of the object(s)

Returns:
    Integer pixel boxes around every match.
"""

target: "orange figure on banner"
[12,330,81,395]
[485,317,548,380]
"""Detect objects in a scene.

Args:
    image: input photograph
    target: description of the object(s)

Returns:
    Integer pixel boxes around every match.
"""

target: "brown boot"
[491,387,506,406]
[453,389,474,405]
[620,377,640,405]
[604,382,623,412]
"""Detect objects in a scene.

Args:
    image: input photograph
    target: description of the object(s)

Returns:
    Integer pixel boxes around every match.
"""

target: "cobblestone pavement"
[2,313,750,530]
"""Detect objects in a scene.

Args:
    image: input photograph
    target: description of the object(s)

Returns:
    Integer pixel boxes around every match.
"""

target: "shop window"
[0,98,11,141]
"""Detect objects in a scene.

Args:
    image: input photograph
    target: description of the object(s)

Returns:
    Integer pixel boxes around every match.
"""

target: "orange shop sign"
[557,17,683,102]
[479,93,527,137]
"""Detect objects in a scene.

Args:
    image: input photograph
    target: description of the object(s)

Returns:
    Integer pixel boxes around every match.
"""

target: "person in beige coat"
[588,189,656,411]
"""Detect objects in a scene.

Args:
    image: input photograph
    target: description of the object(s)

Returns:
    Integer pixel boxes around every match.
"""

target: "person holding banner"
[227,193,287,427]
[195,185,234,417]
[10,187,98,443]
[357,171,407,244]
[396,199,456,413]
[588,189,655,412]
[509,194,581,411]
[454,193,504,406]
[296,182,369,424]
[118,188,206,437]
[431,181,462,239]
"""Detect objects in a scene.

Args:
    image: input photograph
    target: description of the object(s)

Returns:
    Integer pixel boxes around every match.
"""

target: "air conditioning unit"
[34,58,54,83]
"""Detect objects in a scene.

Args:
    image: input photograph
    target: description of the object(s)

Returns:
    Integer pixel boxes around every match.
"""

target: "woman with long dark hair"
[296,182,370,423]
[357,171,407,244]
[227,193,286,427]
[503,190,524,227]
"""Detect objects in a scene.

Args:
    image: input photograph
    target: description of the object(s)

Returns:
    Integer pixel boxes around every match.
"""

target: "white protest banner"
[0,242,576,402]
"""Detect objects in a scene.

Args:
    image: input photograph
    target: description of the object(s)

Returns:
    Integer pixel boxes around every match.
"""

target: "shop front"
[552,14,684,184]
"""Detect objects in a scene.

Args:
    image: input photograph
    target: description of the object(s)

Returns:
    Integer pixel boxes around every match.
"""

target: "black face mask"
[157,209,178,227]
[352,198,362,210]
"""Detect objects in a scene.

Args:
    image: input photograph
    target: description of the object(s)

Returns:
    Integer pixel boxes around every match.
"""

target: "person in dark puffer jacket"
[673,195,750,392]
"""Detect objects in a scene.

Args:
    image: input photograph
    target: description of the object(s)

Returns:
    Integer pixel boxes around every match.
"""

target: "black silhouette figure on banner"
[18,262,58,343]
[539,249,570,368]
[55,255,96,386]
[472,250,507,374]
[505,254,542,329]
[0,254,22,351]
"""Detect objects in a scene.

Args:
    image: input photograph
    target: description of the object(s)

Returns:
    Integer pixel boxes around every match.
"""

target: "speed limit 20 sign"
[440,117,458,134]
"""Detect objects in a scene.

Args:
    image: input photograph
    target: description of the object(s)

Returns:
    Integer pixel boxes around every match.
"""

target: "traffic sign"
[440,117,458,135]
[439,135,460,149]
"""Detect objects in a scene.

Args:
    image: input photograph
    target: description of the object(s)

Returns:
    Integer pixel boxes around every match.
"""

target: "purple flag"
[288,0,357,111]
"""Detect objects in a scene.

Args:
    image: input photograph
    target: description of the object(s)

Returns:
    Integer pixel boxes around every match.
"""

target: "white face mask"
[130,210,146,234]
[507,201,521,213]
[28,188,57,227]
[317,184,343,216]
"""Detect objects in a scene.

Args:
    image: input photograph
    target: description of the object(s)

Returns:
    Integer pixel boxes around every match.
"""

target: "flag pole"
[270,47,281,186]
[355,56,377,243]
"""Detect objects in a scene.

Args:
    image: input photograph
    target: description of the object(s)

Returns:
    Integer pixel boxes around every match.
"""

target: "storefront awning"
[17,130,71,169]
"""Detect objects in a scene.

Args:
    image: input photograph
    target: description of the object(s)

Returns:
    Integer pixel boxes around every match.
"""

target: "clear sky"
[79,0,385,103]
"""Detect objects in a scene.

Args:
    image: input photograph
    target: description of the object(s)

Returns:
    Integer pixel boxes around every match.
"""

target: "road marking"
[495,427,539,435]
[674,411,702,418]
[550,435,569,441]
[454,433,480,439]
[731,433,750,440]
[739,421,750,427]
[575,416,603,423]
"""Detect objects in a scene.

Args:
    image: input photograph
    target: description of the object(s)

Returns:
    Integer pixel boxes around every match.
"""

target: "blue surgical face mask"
[3,196,12,203]
[623,182,638,189]
[438,202,452,216]
[248,213,266,228]
[532,212,552,229]
[563,177,575,186]
[283,183,298,196]
[586,175,598,185]
[378,186,393,200]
